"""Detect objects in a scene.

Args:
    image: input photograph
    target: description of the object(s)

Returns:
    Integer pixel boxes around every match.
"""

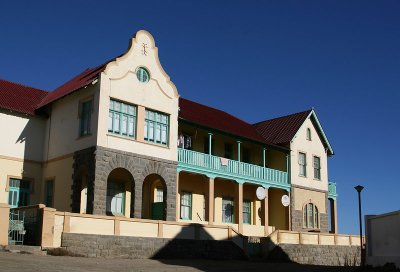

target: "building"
[0,30,338,238]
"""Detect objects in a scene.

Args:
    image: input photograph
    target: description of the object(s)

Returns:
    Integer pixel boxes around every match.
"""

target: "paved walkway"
[0,252,359,272]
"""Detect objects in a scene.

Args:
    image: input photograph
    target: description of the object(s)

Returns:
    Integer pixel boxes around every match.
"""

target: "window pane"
[121,115,127,135]
[114,114,120,132]
[108,112,113,131]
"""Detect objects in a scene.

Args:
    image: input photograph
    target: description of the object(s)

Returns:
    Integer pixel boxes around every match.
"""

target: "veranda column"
[208,177,215,225]
[263,188,269,236]
[333,199,338,234]
[236,182,243,233]
[176,172,180,221]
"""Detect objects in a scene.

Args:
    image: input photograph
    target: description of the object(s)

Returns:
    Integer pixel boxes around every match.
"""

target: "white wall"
[290,117,328,192]
[43,83,99,160]
[0,111,46,161]
[366,211,400,268]
[0,110,46,204]
[97,30,179,162]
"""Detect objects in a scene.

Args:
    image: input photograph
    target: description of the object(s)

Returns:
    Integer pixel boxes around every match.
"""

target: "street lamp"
[354,185,364,265]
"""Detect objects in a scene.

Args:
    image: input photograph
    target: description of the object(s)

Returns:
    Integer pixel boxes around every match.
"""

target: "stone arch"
[101,154,137,217]
[141,173,168,220]
[106,167,135,217]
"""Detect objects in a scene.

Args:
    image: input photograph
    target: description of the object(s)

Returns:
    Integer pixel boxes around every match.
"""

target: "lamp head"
[354,185,364,193]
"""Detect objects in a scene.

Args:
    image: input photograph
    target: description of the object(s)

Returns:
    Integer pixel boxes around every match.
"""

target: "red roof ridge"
[179,97,254,126]
[253,109,313,126]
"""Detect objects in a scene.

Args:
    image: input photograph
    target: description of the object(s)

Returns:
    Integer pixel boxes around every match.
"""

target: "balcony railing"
[177,148,289,189]
[328,181,337,199]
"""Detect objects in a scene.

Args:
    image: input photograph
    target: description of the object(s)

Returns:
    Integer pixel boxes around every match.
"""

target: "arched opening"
[79,168,88,214]
[303,202,319,230]
[142,174,167,220]
[106,168,134,217]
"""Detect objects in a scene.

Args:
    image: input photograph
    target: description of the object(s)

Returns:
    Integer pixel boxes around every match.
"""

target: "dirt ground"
[0,251,361,272]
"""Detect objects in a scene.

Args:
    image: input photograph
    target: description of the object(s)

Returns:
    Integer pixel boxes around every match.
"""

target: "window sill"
[143,140,170,149]
[298,175,307,178]
[313,178,321,181]
[107,132,136,141]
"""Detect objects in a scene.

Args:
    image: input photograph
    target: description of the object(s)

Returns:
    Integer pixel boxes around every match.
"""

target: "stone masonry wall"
[61,233,246,260]
[71,146,178,221]
[268,243,361,266]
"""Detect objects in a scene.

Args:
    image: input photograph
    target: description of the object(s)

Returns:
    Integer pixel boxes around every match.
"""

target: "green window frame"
[108,100,137,138]
[222,198,234,223]
[303,203,319,229]
[243,200,251,224]
[136,67,150,83]
[313,156,321,180]
[144,109,169,146]
[298,152,307,177]
[8,178,31,208]
[106,181,125,215]
[180,192,192,220]
[45,180,54,208]
[79,100,92,137]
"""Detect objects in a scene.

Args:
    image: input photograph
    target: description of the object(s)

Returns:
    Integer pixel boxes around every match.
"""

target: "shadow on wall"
[14,116,46,207]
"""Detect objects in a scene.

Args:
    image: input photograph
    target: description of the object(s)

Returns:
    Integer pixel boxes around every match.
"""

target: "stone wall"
[61,233,246,260]
[71,146,178,221]
[267,243,361,266]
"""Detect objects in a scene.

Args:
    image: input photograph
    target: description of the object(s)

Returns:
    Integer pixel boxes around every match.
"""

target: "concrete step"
[5,245,47,256]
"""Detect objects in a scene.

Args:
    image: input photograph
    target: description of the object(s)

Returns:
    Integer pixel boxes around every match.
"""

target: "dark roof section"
[253,110,312,145]
[179,98,273,145]
[37,63,108,108]
[0,79,48,115]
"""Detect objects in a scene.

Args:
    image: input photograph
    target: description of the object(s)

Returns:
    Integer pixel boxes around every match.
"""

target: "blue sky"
[1,1,399,234]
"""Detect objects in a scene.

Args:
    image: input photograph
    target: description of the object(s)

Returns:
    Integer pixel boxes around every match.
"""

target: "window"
[313,156,321,180]
[222,198,234,223]
[79,100,92,136]
[307,128,312,141]
[106,181,125,215]
[144,109,169,146]
[108,100,137,138]
[303,203,319,229]
[224,143,233,159]
[180,192,192,220]
[136,67,150,83]
[298,152,307,177]
[45,180,54,208]
[8,178,31,208]
[243,200,251,224]
[155,188,164,203]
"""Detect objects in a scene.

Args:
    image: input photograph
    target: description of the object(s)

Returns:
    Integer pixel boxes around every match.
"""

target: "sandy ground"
[0,252,359,272]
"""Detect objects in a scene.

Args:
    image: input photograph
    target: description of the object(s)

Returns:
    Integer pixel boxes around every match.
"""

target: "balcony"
[328,181,337,199]
[177,148,289,190]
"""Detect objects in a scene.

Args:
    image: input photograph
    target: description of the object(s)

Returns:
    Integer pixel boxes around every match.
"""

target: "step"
[5,245,47,256]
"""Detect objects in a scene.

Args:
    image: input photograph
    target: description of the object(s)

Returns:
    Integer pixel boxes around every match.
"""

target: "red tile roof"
[253,110,312,145]
[0,79,48,115]
[36,63,107,108]
[179,98,273,145]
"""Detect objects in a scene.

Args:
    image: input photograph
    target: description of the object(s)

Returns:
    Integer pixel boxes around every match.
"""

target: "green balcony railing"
[328,181,337,199]
[177,148,289,189]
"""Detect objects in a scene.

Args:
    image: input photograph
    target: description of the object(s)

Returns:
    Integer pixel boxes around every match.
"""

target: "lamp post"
[354,185,364,266]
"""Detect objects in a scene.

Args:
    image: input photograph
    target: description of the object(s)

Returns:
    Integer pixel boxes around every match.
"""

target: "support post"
[236,182,243,233]
[263,148,266,168]
[41,207,56,247]
[208,177,215,225]
[237,141,241,162]
[0,204,10,246]
[333,200,338,234]
[176,173,180,221]
[208,133,213,155]
[263,188,269,236]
